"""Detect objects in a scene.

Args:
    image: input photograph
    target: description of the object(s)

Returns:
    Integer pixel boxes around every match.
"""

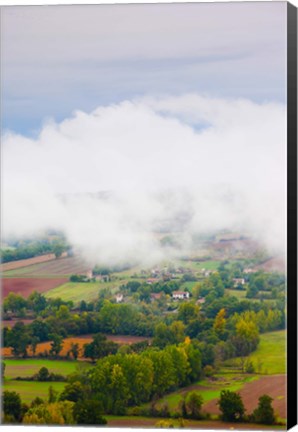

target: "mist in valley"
[2,94,286,267]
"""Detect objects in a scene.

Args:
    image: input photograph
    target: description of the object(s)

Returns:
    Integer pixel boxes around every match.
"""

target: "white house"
[115,294,124,303]
[172,291,190,300]
[233,278,245,287]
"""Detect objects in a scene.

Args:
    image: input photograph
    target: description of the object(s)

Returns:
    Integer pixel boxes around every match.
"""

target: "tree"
[109,364,130,414]
[178,303,200,325]
[179,395,188,418]
[73,400,107,425]
[8,322,31,357]
[67,342,80,360]
[59,381,85,403]
[252,394,275,425]
[83,333,118,361]
[3,391,22,422]
[232,317,259,356]
[53,242,65,258]
[3,292,27,314]
[48,386,58,403]
[218,390,245,422]
[23,401,75,425]
[144,350,176,397]
[213,308,227,335]
[30,336,40,356]
[36,367,50,381]
[1,361,6,379]
[27,291,47,313]
[49,334,63,357]
[186,392,204,419]
[30,319,50,342]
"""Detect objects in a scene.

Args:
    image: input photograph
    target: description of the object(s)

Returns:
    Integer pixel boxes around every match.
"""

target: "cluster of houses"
[85,270,110,282]
[114,290,192,304]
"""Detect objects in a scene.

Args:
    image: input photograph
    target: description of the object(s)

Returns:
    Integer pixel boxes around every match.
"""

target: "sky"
[1,2,287,135]
[1,2,288,265]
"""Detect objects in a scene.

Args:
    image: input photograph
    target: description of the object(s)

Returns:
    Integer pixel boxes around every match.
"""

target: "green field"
[225,288,247,298]
[4,359,91,379]
[245,331,286,374]
[45,281,120,303]
[225,289,276,305]
[180,281,197,291]
[176,259,221,272]
[3,379,66,403]
[225,331,286,375]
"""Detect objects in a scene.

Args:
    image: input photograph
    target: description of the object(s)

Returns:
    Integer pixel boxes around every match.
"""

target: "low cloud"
[2,94,286,265]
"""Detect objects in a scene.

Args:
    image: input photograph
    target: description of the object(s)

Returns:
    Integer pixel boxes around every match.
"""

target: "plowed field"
[2,278,67,298]
[3,256,89,278]
[1,254,57,271]
[203,374,286,418]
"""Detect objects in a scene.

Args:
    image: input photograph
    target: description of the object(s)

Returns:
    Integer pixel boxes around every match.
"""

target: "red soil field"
[203,375,286,419]
[2,278,67,298]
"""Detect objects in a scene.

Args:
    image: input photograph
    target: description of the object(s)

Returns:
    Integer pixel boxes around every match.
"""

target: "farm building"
[196,297,206,305]
[150,293,162,301]
[146,278,159,285]
[172,291,189,300]
[233,277,245,287]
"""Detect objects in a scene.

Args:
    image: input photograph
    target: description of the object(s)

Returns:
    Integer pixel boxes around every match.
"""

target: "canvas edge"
[287,1,298,430]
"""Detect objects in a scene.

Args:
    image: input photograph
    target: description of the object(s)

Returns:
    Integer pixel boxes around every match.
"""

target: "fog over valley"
[2,94,286,266]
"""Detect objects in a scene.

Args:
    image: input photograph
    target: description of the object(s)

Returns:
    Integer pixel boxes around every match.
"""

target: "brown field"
[1,254,58,271]
[256,257,286,273]
[101,334,152,345]
[204,375,286,419]
[107,418,285,429]
[2,335,152,358]
[2,278,68,298]
[2,319,35,328]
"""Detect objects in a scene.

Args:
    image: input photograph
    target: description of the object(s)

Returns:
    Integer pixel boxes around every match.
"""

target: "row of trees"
[3,298,284,365]
[2,387,276,426]
[1,238,68,263]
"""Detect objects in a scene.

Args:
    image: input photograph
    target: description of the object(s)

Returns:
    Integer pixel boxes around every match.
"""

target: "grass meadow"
[44,281,119,303]
[225,330,286,375]
[3,379,66,404]
[4,358,90,379]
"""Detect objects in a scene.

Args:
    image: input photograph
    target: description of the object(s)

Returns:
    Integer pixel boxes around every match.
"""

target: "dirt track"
[203,375,286,418]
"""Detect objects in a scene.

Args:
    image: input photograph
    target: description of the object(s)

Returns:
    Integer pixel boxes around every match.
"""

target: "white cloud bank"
[2,94,286,265]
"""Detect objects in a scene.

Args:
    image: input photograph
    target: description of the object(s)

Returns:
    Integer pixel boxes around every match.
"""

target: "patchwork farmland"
[2,245,287,428]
